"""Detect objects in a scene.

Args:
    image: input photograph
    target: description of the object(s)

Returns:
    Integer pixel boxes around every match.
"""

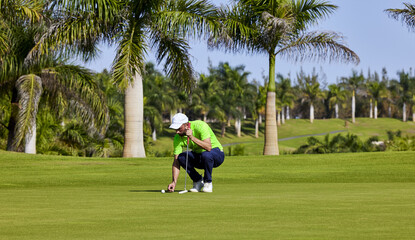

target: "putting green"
[1,151,414,239]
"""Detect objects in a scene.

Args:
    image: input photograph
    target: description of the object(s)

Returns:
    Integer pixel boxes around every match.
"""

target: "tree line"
[0,1,414,157]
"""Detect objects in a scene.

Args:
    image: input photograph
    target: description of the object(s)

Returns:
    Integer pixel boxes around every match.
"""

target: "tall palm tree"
[327,84,346,119]
[211,0,359,155]
[340,70,364,123]
[37,0,220,158]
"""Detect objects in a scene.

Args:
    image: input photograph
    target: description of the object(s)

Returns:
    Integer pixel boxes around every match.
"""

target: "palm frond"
[112,23,147,90]
[150,28,195,93]
[386,3,415,31]
[11,74,42,149]
[159,0,219,39]
[0,22,9,61]
[42,64,110,135]
[277,31,360,64]
[293,0,337,29]
[208,4,259,54]
[0,0,43,23]
[26,0,122,65]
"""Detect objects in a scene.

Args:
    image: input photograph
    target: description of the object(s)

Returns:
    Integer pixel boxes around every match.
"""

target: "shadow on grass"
[130,190,173,193]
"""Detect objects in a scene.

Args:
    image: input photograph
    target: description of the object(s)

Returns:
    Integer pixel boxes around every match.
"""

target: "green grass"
[149,118,415,155]
[1,150,415,239]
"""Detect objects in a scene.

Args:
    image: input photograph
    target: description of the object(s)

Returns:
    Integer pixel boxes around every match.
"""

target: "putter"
[179,123,190,194]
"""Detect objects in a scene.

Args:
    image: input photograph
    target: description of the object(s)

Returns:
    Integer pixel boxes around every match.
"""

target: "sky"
[83,0,415,86]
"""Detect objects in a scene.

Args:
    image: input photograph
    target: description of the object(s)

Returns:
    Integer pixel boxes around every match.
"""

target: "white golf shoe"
[202,182,213,193]
[189,180,204,192]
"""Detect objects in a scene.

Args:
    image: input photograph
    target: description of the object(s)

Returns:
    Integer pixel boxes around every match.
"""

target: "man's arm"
[168,155,180,192]
[186,128,212,151]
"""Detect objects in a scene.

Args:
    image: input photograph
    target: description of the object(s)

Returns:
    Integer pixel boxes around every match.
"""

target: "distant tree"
[396,71,414,122]
[367,81,387,119]
[327,84,347,119]
[276,74,295,124]
[340,70,364,123]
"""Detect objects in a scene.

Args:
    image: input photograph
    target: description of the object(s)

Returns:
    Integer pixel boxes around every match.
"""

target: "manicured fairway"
[1,151,415,239]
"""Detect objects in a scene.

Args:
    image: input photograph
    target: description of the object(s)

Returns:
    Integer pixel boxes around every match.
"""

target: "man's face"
[176,123,187,136]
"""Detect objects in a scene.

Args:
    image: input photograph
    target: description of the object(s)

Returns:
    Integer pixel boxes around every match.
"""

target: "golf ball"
[161,190,165,193]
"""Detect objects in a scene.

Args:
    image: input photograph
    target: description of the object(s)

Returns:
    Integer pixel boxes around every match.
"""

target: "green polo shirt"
[173,120,223,155]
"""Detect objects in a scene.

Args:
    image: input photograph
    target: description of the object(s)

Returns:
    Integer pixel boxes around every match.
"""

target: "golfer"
[167,113,224,193]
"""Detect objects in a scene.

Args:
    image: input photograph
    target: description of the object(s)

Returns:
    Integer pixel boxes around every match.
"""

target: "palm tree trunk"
[388,105,392,118]
[335,103,339,119]
[221,122,226,138]
[255,119,259,138]
[369,99,373,118]
[281,107,285,124]
[259,114,262,124]
[263,53,279,155]
[152,128,157,141]
[25,124,37,154]
[235,118,241,137]
[374,100,378,119]
[277,110,281,126]
[286,106,290,120]
[123,72,146,158]
[310,103,314,123]
[403,102,407,122]
[264,92,279,155]
[352,91,356,123]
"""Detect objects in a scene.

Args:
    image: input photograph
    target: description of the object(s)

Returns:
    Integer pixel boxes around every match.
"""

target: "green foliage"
[295,130,414,154]
[227,144,246,156]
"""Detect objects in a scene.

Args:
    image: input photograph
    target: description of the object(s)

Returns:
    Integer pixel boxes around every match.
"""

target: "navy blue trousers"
[177,147,224,183]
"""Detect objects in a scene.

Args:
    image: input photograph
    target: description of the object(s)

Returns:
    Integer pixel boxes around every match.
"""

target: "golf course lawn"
[1,151,415,239]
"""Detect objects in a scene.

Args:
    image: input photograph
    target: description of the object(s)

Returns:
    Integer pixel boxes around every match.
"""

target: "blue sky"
[84,0,415,86]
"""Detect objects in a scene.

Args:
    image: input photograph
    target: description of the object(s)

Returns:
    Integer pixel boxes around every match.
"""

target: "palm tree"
[253,83,266,138]
[367,81,387,119]
[327,84,346,119]
[191,73,218,121]
[302,80,324,123]
[211,0,359,155]
[276,74,295,124]
[30,1,219,157]
[396,71,414,122]
[222,63,255,137]
[340,70,364,123]
[1,3,109,154]
[143,63,175,141]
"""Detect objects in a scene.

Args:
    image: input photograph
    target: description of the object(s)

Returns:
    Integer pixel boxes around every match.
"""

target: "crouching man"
[167,113,224,193]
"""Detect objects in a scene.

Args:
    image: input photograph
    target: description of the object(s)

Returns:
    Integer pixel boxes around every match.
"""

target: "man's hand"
[168,182,176,192]
[185,127,193,138]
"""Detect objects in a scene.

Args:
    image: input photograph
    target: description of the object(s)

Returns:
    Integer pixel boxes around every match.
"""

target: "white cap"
[169,113,188,129]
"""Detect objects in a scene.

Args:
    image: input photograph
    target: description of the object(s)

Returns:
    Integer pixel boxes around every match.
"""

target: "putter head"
[179,190,188,194]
